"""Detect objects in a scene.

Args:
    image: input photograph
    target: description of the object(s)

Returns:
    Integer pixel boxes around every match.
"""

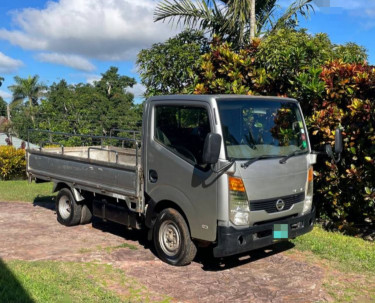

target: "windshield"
[217,99,309,160]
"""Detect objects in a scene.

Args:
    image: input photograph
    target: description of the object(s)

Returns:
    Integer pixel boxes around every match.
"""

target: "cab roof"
[148,94,298,103]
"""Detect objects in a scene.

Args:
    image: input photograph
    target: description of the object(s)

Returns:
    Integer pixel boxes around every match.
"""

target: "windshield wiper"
[279,150,307,164]
[241,155,280,169]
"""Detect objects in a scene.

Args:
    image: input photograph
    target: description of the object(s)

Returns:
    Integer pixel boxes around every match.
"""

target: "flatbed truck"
[27,95,342,266]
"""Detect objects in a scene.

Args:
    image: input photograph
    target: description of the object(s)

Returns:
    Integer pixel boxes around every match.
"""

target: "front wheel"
[56,188,82,226]
[153,208,197,266]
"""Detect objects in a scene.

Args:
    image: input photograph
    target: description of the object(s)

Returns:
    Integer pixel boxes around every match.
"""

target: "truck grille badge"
[276,199,285,211]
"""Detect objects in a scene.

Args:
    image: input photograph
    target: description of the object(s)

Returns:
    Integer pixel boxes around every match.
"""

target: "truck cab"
[143,95,316,264]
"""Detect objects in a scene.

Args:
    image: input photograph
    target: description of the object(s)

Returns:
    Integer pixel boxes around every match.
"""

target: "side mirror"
[202,133,222,164]
[324,128,343,163]
[335,128,343,154]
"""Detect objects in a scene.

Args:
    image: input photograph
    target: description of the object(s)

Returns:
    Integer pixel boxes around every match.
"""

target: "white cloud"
[280,0,375,29]
[86,74,101,84]
[0,52,23,74]
[365,9,375,17]
[329,0,375,10]
[37,53,95,72]
[280,0,375,11]
[329,1,375,29]
[0,0,180,63]
[128,83,146,98]
[0,90,12,100]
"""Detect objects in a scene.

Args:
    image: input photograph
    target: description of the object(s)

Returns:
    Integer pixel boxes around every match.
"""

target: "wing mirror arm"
[323,128,343,163]
[312,128,343,163]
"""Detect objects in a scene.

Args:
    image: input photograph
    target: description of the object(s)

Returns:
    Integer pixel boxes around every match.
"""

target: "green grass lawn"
[0,180,54,203]
[291,225,375,274]
[0,259,168,303]
[287,226,375,302]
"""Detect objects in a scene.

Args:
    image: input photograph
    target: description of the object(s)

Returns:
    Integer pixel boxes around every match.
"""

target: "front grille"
[250,192,305,213]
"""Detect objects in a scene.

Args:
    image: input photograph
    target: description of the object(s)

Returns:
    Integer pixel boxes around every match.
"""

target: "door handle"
[149,170,158,183]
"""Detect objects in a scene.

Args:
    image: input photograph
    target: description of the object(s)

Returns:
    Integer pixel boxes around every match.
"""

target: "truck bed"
[27,146,142,202]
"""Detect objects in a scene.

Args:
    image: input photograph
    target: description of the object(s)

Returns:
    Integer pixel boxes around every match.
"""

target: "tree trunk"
[7,104,11,122]
[250,0,256,41]
[28,96,35,125]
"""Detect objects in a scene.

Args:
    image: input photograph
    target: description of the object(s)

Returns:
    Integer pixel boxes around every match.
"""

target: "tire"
[80,203,92,225]
[153,208,197,266]
[56,188,82,226]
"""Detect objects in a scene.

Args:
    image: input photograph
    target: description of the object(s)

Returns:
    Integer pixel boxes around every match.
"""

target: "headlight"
[229,176,250,225]
[302,167,314,214]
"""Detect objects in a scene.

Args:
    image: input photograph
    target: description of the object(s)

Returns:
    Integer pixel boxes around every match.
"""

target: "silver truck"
[27,95,343,266]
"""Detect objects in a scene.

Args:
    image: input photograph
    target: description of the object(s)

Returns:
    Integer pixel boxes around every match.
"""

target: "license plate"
[273,224,289,239]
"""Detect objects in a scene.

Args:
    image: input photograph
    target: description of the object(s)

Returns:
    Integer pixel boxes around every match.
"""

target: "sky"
[0,0,375,104]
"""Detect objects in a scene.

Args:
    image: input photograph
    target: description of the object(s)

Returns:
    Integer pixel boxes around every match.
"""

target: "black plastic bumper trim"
[213,207,316,258]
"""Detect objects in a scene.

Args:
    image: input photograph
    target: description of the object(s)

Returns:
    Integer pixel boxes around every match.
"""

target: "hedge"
[0,146,26,180]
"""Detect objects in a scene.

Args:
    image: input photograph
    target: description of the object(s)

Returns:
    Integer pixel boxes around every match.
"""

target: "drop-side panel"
[27,150,138,197]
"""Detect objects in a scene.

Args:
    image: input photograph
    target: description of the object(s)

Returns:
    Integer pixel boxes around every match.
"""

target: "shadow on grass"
[0,258,33,303]
[33,195,56,211]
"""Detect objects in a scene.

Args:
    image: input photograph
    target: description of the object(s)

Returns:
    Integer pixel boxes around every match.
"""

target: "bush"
[194,36,260,95]
[309,61,375,226]
[137,30,209,97]
[193,31,374,228]
[0,146,26,180]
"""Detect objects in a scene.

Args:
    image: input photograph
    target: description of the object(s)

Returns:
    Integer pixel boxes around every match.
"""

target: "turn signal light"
[229,176,245,192]
[308,167,314,182]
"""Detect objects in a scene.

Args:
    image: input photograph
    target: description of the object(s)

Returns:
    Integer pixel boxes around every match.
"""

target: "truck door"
[145,101,218,241]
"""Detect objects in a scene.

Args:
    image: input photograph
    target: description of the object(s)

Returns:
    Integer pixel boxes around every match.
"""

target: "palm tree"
[8,75,46,108]
[154,0,314,47]
[8,75,47,124]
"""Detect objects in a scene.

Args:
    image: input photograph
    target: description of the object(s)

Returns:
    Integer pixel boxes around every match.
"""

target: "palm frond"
[256,0,278,34]
[9,97,24,109]
[223,0,251,45]
[154,0,316,46]
[154,0,218,29]
[271,0,314,33]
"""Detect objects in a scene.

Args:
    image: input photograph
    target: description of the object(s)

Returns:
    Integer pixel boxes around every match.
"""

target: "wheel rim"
[58,195,72,220]
[159,220,181,257]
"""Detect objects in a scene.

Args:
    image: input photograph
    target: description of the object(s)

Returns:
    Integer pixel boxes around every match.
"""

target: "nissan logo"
[276,199,285,211]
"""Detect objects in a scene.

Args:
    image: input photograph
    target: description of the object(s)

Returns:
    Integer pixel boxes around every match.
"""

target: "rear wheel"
[153,208,197,266]
[56,188,82,226]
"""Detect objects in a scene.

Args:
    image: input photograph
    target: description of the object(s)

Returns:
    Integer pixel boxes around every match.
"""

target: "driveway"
[0,201,328,302]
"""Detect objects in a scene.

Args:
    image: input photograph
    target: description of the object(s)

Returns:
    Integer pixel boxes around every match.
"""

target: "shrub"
[0,146,26,180]
[254,29,333,97]
[309,61,375,226]
[194,36,259,95]
[137,30,209,97]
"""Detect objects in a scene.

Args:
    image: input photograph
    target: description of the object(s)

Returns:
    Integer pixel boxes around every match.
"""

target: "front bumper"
[213,207,316,258]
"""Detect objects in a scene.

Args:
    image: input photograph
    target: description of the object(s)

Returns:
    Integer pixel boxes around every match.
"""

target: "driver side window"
[154,105,211,166]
